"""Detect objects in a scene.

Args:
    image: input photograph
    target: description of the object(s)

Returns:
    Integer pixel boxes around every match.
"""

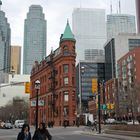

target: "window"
[63,45,69,55]
[63,64,69,73]
[64,77,69,85]
[72,64,75,73]
[64,106,69,116]
[64,91,69,102]
[72,91,75,101]
[63,49,69,55]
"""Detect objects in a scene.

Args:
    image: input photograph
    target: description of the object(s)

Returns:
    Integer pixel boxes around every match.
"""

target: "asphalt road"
[0,126,129,140]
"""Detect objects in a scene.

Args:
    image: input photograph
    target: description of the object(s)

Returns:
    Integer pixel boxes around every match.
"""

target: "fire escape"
[47,51,58,120]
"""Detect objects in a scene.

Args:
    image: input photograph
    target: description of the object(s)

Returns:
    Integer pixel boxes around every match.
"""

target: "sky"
[2,0,136,55]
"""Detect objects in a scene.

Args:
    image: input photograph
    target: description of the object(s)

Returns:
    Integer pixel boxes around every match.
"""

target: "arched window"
[63,45,69,56]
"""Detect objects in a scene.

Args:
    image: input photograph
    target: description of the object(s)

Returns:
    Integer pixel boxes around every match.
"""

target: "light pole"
[98,81,101,134]
[35,80,40,130]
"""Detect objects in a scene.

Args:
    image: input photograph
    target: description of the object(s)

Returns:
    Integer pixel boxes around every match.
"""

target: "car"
[14,120,25,128]
[105,118,116,124]
[4,122,13,129]
[127,120,139,125]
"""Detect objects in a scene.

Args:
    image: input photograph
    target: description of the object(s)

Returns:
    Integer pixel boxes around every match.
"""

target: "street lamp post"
[98,81,101,134]
[35,80,40,130]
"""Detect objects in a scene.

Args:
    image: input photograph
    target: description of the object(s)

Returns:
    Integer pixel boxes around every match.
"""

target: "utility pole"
[98,81,101,134]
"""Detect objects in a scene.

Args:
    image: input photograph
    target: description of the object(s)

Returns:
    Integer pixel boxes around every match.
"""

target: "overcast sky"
[2,0,136,54]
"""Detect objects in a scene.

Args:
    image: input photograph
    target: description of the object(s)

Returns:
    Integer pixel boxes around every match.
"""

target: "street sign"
[31,100,45,107]
[31,100,36,107]
[38,100,45,106]
[92,79,97,94]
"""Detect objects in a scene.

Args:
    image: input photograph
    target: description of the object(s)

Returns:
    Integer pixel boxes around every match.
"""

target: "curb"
[104,129,140,137]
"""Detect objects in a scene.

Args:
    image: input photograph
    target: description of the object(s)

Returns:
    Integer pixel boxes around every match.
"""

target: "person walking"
[17,124,31,140]
[32,122,52,140]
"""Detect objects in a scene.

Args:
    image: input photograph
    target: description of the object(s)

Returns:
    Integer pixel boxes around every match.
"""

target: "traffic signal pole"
[98,81,101,134]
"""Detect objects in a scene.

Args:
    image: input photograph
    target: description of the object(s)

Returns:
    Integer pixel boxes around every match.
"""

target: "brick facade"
[117,48,140,120]
[29,23,76,126]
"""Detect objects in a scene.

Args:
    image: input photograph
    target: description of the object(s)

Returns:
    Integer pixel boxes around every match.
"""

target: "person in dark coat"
[17,124,31,140]
[32,122,52,140]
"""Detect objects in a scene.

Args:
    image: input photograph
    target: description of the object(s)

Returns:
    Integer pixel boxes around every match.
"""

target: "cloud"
[2,0,136,55]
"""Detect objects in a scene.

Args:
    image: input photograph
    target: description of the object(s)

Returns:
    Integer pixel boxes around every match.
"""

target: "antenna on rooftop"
[110,0,112,14]
[0,0,2,11]
[119,0,121,14]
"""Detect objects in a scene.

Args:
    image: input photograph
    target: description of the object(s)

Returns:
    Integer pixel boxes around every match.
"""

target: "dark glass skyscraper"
[0,1,11,73]
[23,5,46,74]
[136,0,140,33]
[76,61,105,112]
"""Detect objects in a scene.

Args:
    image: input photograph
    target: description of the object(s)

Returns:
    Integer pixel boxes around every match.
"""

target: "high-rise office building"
[104,33,140,81]
[23,5,46,74]
[84,49,104,62]
[136,0,140,33]
[0,1,11,73]
[107,14,136,40]
[72,8,106,62]
[11,46,21,74]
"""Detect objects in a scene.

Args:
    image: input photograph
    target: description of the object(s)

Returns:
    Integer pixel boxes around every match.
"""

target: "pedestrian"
[94,120,97,131]
[32,122,52,140]
[17,124,31,140]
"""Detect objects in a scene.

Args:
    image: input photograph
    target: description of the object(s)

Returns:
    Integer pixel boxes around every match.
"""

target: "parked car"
[105,118,116,124]
[127,120,139,125]
[14,120,25,128]
[4,122,13,129]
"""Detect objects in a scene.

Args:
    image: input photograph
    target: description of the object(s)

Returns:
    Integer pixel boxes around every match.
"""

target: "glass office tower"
[0,7,11,73]
[136,0,140,33]
[107,14,136,40]
[72,8,106,62]
[23,5,46,74]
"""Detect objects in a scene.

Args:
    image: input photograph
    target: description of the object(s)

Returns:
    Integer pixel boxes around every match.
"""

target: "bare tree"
[0,96,29,123]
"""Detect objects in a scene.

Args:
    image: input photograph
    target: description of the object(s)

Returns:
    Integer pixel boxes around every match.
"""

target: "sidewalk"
[82,126,140,140]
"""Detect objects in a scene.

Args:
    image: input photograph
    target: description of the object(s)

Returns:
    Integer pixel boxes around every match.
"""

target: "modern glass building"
[84,49,105,62]
[76,61,105,113]
[107,14,136,40]
[23,5,46,74]
[104,39,115,81]
[136,0,140,33]
[72,8,106,63]
[104,33,140,81]
[0,4,11,73]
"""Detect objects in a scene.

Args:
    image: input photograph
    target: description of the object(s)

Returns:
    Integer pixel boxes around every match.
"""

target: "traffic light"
[96,103,98,109]
[25,82,30,93]
[106,103,111,110]
[92,79,97,94]
[110,104,115,109]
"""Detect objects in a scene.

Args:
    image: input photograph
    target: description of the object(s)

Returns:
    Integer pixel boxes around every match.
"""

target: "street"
[0,126,132,140]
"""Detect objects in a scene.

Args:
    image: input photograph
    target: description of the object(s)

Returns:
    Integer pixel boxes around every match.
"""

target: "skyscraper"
[72,8,106,62]
[0,1,11,73]
[136,0,140,33]
[84,49,104,62]
[107,14,136,40]
[11,45,21,74]
[23,5,46,74]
